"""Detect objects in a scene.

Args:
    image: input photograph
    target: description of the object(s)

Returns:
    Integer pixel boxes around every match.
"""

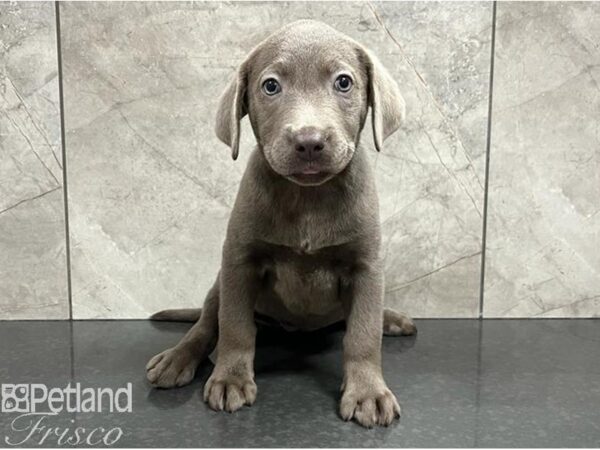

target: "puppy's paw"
[340,379,401,427]
[383,309,417,336]
[203,372,257,413]
[146,347,199,388]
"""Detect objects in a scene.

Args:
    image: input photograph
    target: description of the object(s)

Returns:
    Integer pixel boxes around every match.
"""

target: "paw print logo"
[1,384,30,413]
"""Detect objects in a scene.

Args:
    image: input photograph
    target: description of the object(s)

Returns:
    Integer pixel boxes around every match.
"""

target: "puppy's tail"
[150,308,202,322]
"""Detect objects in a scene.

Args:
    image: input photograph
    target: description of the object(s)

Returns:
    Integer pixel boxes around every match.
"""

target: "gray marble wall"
[483,2,600,317]
[0,2,598,319]
[0,2,68,319]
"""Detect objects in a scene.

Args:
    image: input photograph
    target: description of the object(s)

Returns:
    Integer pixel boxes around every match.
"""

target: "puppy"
[146,20,415,428]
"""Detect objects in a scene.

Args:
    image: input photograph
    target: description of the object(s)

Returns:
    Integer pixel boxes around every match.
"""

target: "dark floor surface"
[0,319,599,447]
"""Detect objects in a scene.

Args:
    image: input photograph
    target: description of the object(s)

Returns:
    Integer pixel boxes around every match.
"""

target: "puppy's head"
[216,20,405,186]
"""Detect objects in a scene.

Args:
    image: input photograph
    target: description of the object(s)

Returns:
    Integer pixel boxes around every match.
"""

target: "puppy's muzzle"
[285,125,337,185]
[292,127,326,163]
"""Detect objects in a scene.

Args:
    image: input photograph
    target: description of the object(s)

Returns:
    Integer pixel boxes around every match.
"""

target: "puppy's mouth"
[288,167,333,186]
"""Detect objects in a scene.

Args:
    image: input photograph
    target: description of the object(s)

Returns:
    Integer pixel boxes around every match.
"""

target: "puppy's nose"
[293,127,325,159]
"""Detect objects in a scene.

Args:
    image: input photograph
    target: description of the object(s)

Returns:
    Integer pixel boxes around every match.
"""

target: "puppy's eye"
[262,78,281,96]
[334,75,353,92]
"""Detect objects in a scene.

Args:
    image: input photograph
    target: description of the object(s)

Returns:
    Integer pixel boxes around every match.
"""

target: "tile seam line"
[55,0,73,321]
[479,1,497,320]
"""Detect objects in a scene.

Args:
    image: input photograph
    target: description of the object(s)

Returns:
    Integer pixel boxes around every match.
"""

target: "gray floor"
[0,320,599,448]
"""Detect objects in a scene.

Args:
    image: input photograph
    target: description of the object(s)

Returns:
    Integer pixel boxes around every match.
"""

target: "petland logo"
[1,383,132,446]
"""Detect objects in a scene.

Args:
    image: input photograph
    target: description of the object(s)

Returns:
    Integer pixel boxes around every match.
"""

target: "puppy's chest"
[254,210,358,317]
[256,242,354,319]
[279,210,348,253]
[271,260,340,317]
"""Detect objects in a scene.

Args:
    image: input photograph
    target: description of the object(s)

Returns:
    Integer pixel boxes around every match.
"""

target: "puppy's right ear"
[215,64,248,160]
[356,46,406,152]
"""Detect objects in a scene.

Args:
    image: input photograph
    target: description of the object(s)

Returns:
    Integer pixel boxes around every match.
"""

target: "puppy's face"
[216,20,405,187]
[245,29,369,186]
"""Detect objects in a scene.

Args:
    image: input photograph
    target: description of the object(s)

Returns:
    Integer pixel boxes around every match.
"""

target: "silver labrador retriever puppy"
[146,20,416,428]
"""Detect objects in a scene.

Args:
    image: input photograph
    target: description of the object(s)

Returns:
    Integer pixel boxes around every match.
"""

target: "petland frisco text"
[2,383,132,446]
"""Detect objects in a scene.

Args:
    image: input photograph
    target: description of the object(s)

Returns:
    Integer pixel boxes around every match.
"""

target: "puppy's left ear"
[357,47,406,152]
[215,63,249,160]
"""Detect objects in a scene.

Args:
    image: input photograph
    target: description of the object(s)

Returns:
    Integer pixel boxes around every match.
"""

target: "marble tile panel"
[483,2,600,317]
[0,2,68,319]
[61,2,491,318]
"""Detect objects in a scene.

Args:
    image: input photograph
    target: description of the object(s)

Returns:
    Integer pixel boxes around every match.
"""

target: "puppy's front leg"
[203,261,258,413]
[340,264,400,427]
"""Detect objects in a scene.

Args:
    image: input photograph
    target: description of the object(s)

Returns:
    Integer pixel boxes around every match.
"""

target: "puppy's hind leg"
[383,308,416,336]
[146,278,220,388]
